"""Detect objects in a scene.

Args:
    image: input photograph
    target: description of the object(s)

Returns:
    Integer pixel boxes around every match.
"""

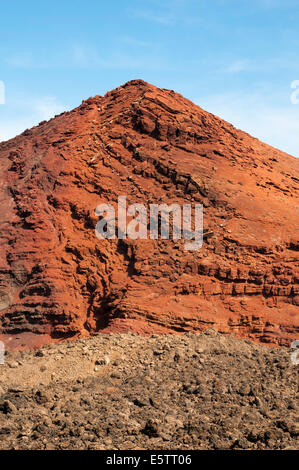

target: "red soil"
[0,80,298,350]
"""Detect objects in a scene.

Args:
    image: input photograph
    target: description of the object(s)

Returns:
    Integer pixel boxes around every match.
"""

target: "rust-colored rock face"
[0,80,298,349]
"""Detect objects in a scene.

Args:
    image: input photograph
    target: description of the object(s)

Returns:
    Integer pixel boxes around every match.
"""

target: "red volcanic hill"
[0,80,298,350]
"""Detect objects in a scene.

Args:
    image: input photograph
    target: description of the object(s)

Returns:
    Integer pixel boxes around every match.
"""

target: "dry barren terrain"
[0,330,298,450]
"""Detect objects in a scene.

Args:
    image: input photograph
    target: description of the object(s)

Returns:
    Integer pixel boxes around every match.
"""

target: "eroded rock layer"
[0,80,298,349]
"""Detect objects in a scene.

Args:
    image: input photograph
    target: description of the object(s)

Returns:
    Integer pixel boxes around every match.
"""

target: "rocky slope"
[0,79,298,349]
[0,331,298,450]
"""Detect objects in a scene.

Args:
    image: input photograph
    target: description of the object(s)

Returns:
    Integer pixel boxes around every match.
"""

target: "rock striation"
[0,80,298,349]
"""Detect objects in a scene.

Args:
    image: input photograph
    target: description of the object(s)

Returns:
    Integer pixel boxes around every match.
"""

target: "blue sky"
[0,0,299,156]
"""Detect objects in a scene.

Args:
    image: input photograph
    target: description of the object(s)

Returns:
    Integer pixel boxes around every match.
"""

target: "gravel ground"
[0,330,298,450]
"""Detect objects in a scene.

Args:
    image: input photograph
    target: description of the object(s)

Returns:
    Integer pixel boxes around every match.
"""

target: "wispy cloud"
[222,56,299,75]
[257,0,299,8]
[197,91,299,157]
[225,59,253,73]
[6,54,34,68]
[0,96,67,143]
[69,43,174,71]
[121,36,151,47]
[126,0,202,26]
[127,8,175,25]
[4,42,173,71]
[33,96,66,120]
